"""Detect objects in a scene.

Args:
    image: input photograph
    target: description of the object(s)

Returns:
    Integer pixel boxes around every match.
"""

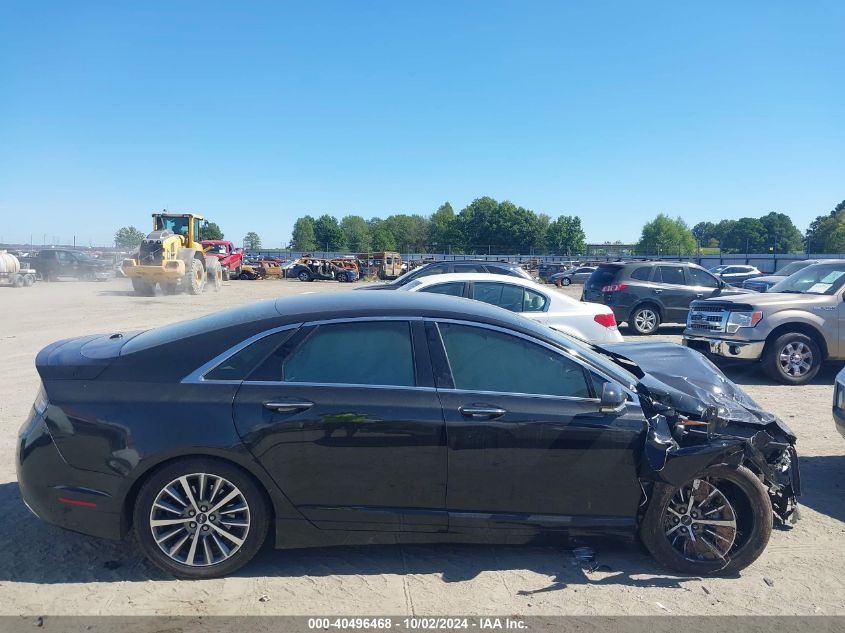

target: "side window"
[656,266,686,285]
[454,263,486,273]
[205,329,296,381]
[421,282,465,297]
[473,282,524,312]
[283,321,415,387]
[687,267,719,288]
[630,267,652,281]
[437,323,591,398]
[523,288,548,312]
[414,264,449,279]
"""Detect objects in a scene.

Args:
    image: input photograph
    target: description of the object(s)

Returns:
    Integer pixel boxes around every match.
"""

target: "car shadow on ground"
[0,481,693,590]
[793,454,845,524]
[620,325,686,337]
[717,360,843,387]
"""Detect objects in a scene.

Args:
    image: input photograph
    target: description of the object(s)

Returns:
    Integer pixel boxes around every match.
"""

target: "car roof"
[402,272,545,290]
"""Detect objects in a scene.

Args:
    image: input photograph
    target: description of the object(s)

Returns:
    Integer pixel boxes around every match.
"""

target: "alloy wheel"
[663,478,737,562]
[149,473,251,567]
[778,341,813,378]
[634,309,657,333]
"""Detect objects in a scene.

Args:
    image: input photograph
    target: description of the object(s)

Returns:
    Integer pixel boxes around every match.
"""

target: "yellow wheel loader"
[122,212,223,296]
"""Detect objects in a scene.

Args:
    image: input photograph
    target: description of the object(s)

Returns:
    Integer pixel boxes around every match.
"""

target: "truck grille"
[687,307,728,332]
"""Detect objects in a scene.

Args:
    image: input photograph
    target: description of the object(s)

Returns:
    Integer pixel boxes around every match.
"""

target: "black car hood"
[602,341,796,441]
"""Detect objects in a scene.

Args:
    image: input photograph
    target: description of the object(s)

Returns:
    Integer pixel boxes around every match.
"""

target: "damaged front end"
[602,342,800,525]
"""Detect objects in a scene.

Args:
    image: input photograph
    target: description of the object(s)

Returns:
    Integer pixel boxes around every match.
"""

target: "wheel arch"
[629,300,664,323]
[119,449,296,538]
[763,322,828,361]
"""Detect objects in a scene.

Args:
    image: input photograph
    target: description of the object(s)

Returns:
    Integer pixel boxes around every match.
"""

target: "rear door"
[232,319,448,532]
[653,265,695,323]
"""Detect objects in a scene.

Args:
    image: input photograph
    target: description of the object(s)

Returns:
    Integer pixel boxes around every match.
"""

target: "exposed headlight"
[726,311,763,334]
[836,383,845,410]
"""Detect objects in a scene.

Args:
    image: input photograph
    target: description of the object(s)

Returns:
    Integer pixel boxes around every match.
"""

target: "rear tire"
[222,268,230,282]
[762,332,821,385]
[12,274,24,288]
[133,457,270,579]
[23,274,35,287]
[186,259,205,295]
[630,305,661,335]
[561,277,572,286]
[298,271,311,282]
[640,465,772,576]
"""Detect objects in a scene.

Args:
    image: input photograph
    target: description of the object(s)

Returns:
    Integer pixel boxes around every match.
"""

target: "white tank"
[0,251,21,275]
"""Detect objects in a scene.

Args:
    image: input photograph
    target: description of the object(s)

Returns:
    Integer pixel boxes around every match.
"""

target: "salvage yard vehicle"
[17,292,798,579]
[359,259,531,290]
[122,212,223,296]
[684,260,845,384]
[292,257,358,282]
[549,266,595,286]
[23,248,111,282]
[200,240,243,281]
[399,273,622,343]
[584,261,747,335]
[833,367,845,440]
[356,251,403,279]
[0,251,37,287]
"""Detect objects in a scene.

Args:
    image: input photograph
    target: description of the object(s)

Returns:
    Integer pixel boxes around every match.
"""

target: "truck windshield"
[155,216,189,236]
[769,263,845,295]
[207,244,228,255]
[776,261,812,276]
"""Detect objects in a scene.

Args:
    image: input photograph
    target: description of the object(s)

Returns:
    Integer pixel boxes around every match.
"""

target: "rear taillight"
[601,283,628,292]
[594,313,617,328]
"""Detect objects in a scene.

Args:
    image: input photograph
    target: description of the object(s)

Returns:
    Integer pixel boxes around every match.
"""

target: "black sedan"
[17,292,799,579]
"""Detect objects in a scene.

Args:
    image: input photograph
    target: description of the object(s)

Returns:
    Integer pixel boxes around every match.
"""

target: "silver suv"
[683,260,845,384]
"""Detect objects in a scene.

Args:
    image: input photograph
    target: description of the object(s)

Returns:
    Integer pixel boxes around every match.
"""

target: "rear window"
[587,265,621,288]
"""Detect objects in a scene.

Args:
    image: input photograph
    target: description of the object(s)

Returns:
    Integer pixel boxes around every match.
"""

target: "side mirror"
[599,381,626,414]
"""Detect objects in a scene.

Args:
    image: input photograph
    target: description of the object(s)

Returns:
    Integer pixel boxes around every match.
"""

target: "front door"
[427,321,644,533]
[233,319,448,532]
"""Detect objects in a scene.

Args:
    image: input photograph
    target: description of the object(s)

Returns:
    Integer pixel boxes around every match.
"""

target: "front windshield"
[769,263,845,295]
[155,216,189,236]
[776,261,811,276]
[208,244,227,255]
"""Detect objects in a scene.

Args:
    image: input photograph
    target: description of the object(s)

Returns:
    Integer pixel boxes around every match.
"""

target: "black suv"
[358,260,531,290]
[583,261,747,334]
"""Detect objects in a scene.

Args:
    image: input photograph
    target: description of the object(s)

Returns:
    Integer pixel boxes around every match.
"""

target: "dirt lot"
[0,278,843,616]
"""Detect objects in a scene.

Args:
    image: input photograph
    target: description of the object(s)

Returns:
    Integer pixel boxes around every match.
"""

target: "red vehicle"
[200,240,244,280]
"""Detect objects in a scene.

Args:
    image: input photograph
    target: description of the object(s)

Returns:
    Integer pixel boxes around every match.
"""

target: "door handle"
[263,399,314,412]
[652,289,663,294]
[459,405,507,419]
[695,293,704,298]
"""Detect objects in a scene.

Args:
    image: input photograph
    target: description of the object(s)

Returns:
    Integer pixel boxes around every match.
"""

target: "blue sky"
[1,1,843,248]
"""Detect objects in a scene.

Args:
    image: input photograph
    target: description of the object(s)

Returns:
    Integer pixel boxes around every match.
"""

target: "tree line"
[290,197,586,255]
[637,202,845,255]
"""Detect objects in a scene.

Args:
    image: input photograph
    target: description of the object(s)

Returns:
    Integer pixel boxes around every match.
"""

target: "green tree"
[758,212,804,253]
[692,221,716,246]
[243,231,262,251]
[806,200,845,253]
[314,214,348,251]
[719,217,768,253]
[203,222,224,240]
[381,214,430,252]
[637,214,696,255]
[369,218,397,251]
[546,215,586,255]
[340,215,371,252]
[291,215,317,250]
[114,226,146,251]
[429,202,461,253]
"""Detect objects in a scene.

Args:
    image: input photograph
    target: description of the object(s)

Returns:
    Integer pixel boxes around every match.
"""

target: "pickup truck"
[683,259,845,384]
[23,249,111,281]
[200,240,243,280]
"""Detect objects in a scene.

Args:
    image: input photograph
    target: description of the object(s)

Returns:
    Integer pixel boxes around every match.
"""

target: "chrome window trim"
[241,381,435,391]
[181,323,302,384]
[432,318,640,403]
[437,386,600,404]
[182,317,423,387]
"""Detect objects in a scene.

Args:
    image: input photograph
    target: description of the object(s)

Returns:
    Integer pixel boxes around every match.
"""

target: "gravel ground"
[0,278,843,616]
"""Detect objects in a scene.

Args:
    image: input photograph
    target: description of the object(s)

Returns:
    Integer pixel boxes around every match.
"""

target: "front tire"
[640,465,772,576]
[630,305,660,335]
[561,277,572,286]
[133,458,270,579]
[131,279,156,296]
[298,271,312,282]
[186,259,205,295]
[762,332,821,385]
